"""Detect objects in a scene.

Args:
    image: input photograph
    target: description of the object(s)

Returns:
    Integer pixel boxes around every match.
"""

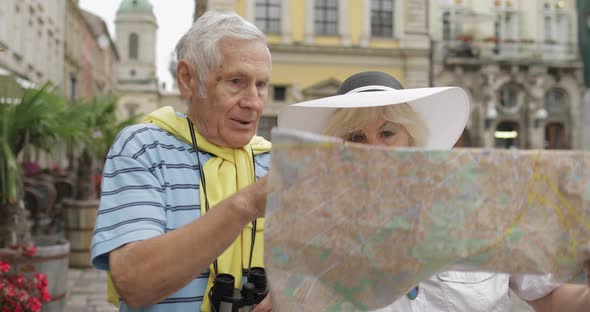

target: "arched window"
[498,83,521,110]
[545,122,567,149]
[129,33,139,60]
[495,121,520,149]
[544,88,567,114]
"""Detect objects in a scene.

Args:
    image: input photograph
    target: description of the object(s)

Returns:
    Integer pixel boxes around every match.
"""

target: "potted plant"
[456,34,474,43]
[0,83,76,311]
[62,96,139,268]
[0,244,52,312]
[483,37,499,43]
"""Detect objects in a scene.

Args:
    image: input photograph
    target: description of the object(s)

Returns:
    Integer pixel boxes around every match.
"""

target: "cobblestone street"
[65,268,117,312]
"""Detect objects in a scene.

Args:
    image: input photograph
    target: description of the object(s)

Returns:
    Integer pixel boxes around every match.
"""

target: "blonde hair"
[321,103,429,147]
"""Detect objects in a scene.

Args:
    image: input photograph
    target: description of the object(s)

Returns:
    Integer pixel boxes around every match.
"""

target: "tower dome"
[117,0,153,14]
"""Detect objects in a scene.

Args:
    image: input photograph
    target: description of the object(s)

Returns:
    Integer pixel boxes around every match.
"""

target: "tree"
[0,84,77,246]
[62,96,139,200]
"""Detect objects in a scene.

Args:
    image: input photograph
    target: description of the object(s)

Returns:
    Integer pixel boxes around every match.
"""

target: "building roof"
[81,10,120,60]
[117,0,153,14]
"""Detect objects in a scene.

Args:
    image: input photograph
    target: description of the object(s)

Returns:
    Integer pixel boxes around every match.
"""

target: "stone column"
[527,67,546,149]
[281,0,292,44]
[481,66,499,148]
[245,0,254,23]
[360,0,370,47]
[339,0,351,46]
[304,0,314,44]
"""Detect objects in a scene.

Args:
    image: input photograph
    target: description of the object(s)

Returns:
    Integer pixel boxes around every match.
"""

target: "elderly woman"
[278,71,590,311]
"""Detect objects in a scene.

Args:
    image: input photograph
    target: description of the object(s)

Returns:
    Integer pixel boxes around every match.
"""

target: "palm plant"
[0,84,76,247]
[67,96,139,200]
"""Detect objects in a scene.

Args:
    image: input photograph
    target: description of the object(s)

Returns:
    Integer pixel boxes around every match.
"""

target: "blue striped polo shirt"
[90,121,271,312]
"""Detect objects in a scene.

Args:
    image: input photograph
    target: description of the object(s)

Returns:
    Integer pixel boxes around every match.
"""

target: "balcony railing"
[441,39,577,62]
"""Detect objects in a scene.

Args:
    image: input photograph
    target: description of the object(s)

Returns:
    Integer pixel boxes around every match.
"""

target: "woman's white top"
[373,271,559,312]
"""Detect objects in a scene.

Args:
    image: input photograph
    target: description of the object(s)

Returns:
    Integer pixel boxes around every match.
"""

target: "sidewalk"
[65,268,117,312]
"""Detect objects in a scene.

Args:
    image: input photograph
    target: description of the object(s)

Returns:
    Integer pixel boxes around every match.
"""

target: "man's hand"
[252,293,272,312]
[240,175,270,219]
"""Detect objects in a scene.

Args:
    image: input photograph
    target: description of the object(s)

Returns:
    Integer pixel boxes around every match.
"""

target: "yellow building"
[208,0,431,140]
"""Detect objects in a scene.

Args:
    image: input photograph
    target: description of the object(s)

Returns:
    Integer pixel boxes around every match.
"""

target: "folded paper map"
[264,129,590,311]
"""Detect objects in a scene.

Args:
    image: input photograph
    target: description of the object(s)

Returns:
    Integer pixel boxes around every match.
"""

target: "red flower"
[34,273,48,288]
[26,297,41,312]
[40,289,51,302]
[18,290,28,301]
[6,282,17,296]
[1,244,49,312]
[0,261,10,273]
[22,245,37,257]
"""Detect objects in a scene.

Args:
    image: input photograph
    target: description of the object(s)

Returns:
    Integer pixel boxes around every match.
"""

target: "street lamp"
[485,104,498,129]
[534,108,548,128]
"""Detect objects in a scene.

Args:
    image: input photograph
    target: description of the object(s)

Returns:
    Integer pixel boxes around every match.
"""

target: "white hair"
[175,11,267,96]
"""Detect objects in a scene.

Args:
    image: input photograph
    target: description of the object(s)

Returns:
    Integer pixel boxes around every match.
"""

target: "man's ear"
[177,60,197,100]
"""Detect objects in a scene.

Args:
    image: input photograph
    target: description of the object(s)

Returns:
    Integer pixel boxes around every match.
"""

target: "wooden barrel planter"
[63,199,99,268]
[2,239,70,312]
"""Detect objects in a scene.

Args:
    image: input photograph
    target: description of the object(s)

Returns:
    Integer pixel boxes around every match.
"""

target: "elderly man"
[91,11,272,312]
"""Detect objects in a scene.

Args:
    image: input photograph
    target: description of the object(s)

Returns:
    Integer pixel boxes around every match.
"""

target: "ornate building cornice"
[268,43,429,58]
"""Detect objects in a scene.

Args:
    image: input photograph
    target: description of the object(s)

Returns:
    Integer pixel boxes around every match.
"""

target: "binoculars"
[209,267,269,312]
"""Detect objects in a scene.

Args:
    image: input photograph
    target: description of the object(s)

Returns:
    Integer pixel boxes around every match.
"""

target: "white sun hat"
[277,72,470,149]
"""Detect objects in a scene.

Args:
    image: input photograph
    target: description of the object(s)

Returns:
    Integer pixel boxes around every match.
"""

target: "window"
[498,83,520,109]
[255,0,281,33]
[545,122,567,149]
[544,1,569,44]
[495,121,520,149]
[544,15,554,42]
[69,73,77,101]
[554,14,567,43]
[126,103,139,118]
[273,85,287,102]
[442,10,451,41]
[504,12,516,40]
[129,33,138,60]
[257,116,277,141]
[314,0,338,35]
[371,0,393,37]
[544,89,567,114]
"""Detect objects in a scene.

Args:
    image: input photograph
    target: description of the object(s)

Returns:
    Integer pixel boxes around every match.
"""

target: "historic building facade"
[114,0,186,120]
[207,0,431,140]
[577,0,590,150]
[0,0,66,89]
[431,0,585,149]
